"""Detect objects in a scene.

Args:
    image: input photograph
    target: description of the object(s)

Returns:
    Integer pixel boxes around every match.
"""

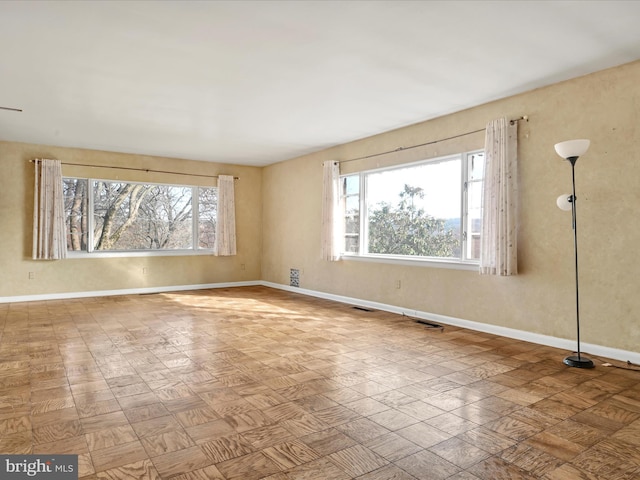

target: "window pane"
[467,181,483,260]
[366,158,461,258]
[343,175,359,195]
[345,212,359,234]
[63,178,89,251]
[93,181,193,250]
[469,152,485,181]
[466,151,484,260]
[341,175,360,253]
[345,196,359,214]
[344,235,359,253]
[198,187,217,249]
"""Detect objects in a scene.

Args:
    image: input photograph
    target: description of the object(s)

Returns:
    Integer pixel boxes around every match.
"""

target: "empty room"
[1,1,640,479]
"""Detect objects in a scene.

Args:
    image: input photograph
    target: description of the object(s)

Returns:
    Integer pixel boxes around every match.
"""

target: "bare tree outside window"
[63,178,88,251]
[63,177,217,253]
[198,187,217,248]
[136,185,193,249]
[93,182,156,250]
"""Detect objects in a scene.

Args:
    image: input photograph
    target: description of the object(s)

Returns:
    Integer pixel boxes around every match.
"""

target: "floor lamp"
[555,139,595,369]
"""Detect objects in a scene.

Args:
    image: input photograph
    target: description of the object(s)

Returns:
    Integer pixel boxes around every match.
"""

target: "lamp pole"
[555,139,595,369]
[563,157,593,368]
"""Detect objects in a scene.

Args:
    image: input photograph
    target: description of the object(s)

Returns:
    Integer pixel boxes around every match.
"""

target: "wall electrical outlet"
[28,272,35,280]
[396,280,401,289]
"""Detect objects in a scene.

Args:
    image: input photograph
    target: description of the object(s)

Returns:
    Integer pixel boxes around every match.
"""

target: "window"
[63,178,217,254]
[340,150,484,264]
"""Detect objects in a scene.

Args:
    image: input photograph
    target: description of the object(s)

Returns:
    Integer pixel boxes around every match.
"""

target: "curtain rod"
[338,115,528,164]
[30,159,238,180]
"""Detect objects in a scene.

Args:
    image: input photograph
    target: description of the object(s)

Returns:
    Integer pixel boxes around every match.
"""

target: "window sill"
[340,253,479,271]
[65,249,215,259]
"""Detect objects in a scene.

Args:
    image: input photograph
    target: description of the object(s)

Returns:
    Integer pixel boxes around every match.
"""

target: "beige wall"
[0,142,262,297]
[262,60,640,353]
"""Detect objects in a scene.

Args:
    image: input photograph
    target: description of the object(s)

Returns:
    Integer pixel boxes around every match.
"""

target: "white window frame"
[340,150,484,270]
[63,177,217,258]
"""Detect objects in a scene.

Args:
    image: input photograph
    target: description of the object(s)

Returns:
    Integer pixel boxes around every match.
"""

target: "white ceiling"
[1,1,639,167]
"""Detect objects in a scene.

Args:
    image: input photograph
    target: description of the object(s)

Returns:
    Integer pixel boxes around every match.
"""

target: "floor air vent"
[415,318,444,330]
[353,306,374,312]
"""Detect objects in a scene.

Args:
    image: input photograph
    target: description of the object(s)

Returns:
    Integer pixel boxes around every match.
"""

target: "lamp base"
[563,355,595,369]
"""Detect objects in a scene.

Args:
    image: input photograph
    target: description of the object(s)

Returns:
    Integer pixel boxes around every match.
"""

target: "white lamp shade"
[557,194,573,211]
[554,139,590,159]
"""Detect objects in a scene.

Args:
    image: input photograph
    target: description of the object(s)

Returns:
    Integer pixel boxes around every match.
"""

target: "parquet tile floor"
[1,286,640,479]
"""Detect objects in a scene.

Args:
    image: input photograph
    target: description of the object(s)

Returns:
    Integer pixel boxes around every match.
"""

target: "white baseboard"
[0,281,262,304]
[263,281,640,365]
[3,280,638,365]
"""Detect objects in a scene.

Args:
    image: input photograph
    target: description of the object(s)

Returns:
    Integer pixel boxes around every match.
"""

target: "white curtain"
[215,175,237,256]
[33,159,67,260]
[480,117,518,275]
[321,161,342,261]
